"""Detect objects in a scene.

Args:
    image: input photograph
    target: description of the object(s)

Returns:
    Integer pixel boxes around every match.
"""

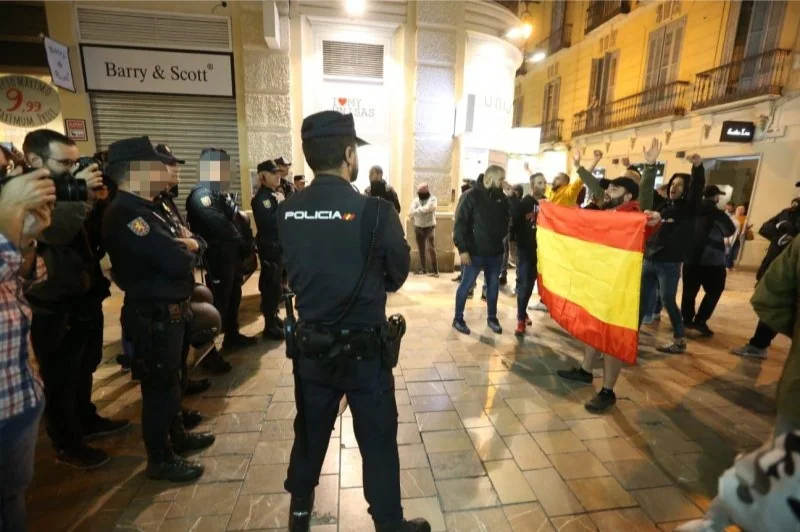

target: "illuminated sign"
[720,121,755,143]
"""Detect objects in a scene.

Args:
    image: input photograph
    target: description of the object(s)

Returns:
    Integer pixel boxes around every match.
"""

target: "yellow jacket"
[545,176,584,206]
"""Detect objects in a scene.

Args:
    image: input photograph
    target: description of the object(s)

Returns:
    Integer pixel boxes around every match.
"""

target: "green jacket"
[752,236,800,421]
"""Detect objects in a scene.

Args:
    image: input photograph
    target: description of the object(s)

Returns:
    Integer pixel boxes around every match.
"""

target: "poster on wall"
[0,75,61,128]
[44,37,76,93]
[64,119,87,142]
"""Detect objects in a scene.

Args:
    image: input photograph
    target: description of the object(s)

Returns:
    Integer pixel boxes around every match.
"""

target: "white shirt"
[409,195,437,228]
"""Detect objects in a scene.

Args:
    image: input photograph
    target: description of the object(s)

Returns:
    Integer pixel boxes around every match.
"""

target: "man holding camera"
[22,129,128,469]
[187,148,257,358]
[0,147,55,529]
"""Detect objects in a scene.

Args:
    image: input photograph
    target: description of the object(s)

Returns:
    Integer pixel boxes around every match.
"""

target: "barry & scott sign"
[81,45,234,97]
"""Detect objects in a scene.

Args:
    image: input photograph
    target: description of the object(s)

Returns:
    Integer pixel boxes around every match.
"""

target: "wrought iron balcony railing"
[573,81,689,137]
[585,1,630,35]
[540,119,563,143]
[535,24,573,56]
[692,49,791,111]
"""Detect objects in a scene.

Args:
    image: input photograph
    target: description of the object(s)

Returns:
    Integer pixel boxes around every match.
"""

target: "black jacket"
[186,185,246,258]
[251,185,282,262]
[509,194,539,255]
[756,205,800,280]
[645,164,705,262]
[453,181,510,257]
[277,175,410,328]
[366,180,401,213]
[685,199,736,267]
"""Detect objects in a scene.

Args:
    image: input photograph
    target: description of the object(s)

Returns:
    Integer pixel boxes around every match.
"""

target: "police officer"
[252,159,286,341]
[275,155,296,199]
[102,136,215,482]
[278,111,429,532]
[186,148,257,353]
[154,144,231,377]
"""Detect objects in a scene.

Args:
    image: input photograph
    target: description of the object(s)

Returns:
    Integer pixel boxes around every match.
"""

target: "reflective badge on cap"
[263,199,271,209]
[200,195,212,207]
[127,217,150,236]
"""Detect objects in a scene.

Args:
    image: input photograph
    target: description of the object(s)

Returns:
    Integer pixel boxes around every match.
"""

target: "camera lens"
[55,177,89,202]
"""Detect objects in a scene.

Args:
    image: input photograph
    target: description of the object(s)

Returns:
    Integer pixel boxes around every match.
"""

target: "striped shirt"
[0,234,45,421]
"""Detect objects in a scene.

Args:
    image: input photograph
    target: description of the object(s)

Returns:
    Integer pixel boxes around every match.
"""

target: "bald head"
[417,183,429,194]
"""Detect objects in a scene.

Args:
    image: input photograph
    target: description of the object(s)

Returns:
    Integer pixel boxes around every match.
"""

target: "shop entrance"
[705,155,759,212]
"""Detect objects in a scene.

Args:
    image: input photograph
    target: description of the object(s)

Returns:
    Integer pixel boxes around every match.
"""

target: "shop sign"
[720,121,755,143]
[44,37,76,93]
[81,45,234,97]
[331,97,375,118]
[0,75,61,128]
[65,119,88,142]
[456,93,514,136]
[318,81,387,138]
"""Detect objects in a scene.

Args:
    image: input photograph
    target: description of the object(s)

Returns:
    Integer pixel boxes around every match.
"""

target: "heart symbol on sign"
[337,97,348,106]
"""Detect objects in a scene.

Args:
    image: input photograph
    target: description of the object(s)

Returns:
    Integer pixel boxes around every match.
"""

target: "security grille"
[322,40,384,79]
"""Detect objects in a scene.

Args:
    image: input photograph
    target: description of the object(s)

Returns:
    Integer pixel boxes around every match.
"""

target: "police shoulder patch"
[127,217,150,236]
[263,199,271,209]
[200,195,212,207]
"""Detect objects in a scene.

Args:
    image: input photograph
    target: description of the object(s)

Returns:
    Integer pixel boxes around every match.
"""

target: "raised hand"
[643,138,662,165]
[687,153,703,167]
[593,150,603,165]
[572,146,582,167]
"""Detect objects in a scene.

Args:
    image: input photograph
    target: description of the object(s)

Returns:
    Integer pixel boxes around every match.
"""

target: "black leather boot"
[375,519,432,532]
[288,491,315,532]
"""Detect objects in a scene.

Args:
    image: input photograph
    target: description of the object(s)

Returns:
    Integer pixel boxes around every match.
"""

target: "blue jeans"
[642,259,684,338]
[515,250,537,321]
[455,255,503,321]
[0,397,44,531]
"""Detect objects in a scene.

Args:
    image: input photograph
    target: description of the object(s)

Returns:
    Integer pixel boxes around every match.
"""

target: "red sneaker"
[515,320,526,336]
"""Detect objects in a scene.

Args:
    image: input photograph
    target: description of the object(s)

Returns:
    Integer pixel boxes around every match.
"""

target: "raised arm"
[638,138,662,211]
[686,154,705,216]
[573,148,604,199]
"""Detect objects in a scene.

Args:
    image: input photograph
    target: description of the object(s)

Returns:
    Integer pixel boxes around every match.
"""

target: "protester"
[681,185,736,337]
[557,140,661,413]
[641,153,706,354]
[452,165,510,335]
[732,194,800,359]
[0,161,55,530]
[409,183,438,277]
[451,177,477,285]
[509,172,546,335]
[365,166,401,213]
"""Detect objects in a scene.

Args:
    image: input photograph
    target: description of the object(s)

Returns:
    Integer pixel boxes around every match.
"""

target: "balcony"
[540,119,563,143]
[585,1,630,35]
[692,49,791,111]
[572,81,689,137]
[535,24,573,57]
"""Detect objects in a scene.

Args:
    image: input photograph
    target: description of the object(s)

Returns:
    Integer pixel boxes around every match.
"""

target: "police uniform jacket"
[185,185,243,254]
[277,174,410,329]
[251,185,282,262]
[155,191,208,260]
[103,191,196,302]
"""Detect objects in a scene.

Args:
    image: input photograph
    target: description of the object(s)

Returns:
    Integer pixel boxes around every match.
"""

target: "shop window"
[322,41,384,80]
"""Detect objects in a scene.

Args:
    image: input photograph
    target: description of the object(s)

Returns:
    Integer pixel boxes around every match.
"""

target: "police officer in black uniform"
[186,148,257,353]
[252,159,286,341]
[275,155,296,199]
[278,111,429,532]
[154,144,230,377]
[103,137,215,482]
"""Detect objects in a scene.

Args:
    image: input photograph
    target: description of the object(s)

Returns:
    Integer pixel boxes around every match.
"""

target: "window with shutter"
[644,27,665,90]
[589,58,601,105]
[604,52,618,103]
[644,16,685,89]
[551,0,566,33]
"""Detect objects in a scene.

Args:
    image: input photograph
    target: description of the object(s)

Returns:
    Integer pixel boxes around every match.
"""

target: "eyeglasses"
[46,156,79,167]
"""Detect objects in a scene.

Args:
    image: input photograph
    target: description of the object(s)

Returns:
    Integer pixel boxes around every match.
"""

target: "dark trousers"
[123,303,185,461]
[0,399,43,531]
[31,302,104,452]
[641,260,685,338]
[285,355,402,525]
[414,226,438,274]
[681,264,726,325]
[206,252,242,336]
[750,321,778,349]
[455,255,503,321]
[515,249,537,321]
[258,256,283,325]
[501,235,510,277]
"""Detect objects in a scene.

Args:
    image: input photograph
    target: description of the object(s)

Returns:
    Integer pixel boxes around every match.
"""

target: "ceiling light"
[345,0,366,16]
[505,22,533,40]
[528,51,546,63]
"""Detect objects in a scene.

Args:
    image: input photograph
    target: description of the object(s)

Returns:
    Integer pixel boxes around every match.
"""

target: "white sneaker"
[529,301,548,312]
[730,344,767,360]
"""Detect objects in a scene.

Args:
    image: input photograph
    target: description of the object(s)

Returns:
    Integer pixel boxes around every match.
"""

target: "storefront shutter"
[89,93,241,210]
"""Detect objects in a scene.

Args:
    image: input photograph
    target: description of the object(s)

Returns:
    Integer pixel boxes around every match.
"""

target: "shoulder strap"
[323,197,382,327]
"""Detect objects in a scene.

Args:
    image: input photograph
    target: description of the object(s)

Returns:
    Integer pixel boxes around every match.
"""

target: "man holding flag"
[550,140,664,413]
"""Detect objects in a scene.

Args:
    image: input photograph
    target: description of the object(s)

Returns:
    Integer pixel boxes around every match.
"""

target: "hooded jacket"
[685,199,737,267]
[645,164,705,262]
[756,202,800,280]
[453,180,510,257]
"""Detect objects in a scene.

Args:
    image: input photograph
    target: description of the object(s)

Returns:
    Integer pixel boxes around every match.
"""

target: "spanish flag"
[537,203,647,364]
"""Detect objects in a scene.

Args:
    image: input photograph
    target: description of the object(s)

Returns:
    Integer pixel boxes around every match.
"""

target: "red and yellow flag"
[536,203,647,364]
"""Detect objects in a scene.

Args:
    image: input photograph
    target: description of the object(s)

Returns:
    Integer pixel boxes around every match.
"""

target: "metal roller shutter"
[89,93,241,209]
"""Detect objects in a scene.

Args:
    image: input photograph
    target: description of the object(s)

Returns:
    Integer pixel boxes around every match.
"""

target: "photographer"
[22,129,129,470]
[0,154,55,530]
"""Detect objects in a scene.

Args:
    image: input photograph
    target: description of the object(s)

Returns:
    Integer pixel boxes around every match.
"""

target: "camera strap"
[322,197,382,328]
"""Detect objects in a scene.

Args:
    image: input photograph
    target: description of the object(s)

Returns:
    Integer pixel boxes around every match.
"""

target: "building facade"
[516,0,800,268]
[0,0,524,271]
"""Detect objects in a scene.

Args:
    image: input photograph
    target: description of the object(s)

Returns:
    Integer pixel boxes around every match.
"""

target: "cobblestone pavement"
[26,270,787,531]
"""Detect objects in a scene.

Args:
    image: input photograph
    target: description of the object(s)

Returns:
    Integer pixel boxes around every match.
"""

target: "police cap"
[301,111,369,146]
[154,143,185,165]
[108,136,172,166]
[257,160,279,173]
[275,156,291,167]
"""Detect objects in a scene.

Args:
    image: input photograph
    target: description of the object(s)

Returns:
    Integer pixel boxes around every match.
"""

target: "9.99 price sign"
[0,75,61,128]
